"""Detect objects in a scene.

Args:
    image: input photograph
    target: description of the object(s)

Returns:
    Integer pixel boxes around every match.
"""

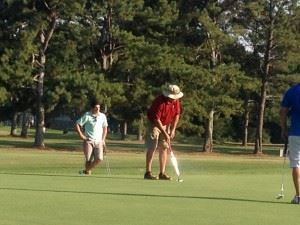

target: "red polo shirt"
[147,95,181,125]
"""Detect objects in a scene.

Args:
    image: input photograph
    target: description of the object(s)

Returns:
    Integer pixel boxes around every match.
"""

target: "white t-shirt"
[76,111,108,142]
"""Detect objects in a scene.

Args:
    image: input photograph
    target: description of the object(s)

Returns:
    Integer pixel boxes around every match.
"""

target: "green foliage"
[0,86,8,103]
[0,0,299,147]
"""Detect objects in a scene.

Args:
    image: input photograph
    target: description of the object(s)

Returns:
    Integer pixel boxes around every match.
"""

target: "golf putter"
[104,144,111,175]
[276,139,288,199]
[169,144,183,182]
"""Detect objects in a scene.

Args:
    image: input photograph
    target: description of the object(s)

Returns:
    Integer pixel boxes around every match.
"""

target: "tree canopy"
[0,0,299,152]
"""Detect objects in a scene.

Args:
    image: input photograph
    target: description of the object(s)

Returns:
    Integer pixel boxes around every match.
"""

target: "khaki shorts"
[288,136,300,168]
[145,121,169,151]
[83,140,104,162]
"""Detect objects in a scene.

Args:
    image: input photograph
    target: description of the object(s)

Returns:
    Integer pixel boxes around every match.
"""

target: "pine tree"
[231,0,300,153]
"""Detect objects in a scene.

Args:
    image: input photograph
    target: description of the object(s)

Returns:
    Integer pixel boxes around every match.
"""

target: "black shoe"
[159,173,172,180]
[291,196,300,204]
[144,171,158,180]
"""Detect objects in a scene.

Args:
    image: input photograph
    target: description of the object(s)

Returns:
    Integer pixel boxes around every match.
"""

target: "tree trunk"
[33,14,56,148]
[254,2,274,154]
[108,6,113,68]
[203,109,214,152]
[202,30,219,152]
[137,117,144,141]
[20,111,30,138]
[102,54,110,71]
[121,120,127,140]
[242,100,250,146]
[10,111,18,136]
[34,68,45,147]
[100,6,113,71]
[254,82,268,154]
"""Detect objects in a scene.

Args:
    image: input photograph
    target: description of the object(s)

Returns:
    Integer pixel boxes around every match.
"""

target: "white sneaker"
[79,169,85,175]
[79,169,91,175]
[291,196,300,204]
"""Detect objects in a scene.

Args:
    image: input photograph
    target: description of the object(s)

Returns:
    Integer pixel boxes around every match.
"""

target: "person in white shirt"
[75,99,108,175]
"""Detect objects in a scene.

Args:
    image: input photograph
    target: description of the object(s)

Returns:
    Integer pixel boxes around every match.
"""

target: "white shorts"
[83,140,104,162]
[288,136,300,168]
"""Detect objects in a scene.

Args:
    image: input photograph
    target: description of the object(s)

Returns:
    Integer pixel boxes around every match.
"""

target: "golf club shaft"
[278,139,288,198]
[104,145,111,175]
[169,143,181,177]
[105,156,111,175]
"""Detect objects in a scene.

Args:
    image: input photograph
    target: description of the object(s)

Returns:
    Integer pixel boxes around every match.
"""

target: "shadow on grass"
[0,139,80,151]
[0,186,290,205]
[0,131,283,156]
[107,142,278,157]
[0,172,143,180]
[0,139,34,148]
[44,132,78,140]
[108,142,145,151]
[216,145,283,157]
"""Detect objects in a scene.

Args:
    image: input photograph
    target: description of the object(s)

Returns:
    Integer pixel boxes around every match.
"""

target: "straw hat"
[162,84,183,100]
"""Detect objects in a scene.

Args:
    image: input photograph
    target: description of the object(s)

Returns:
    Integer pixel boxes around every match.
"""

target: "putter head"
[276,194,284,199]
[177,178,184,182]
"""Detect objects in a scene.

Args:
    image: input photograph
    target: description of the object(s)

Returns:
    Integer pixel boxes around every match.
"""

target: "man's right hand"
[103,142,106,151]
[163,132,170,145]
[281,128,288,141]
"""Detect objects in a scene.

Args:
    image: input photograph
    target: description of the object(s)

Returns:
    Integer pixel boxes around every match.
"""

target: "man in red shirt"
[144,84,183,180]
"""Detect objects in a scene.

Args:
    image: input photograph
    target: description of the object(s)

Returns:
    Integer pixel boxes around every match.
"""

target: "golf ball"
[178,179,184,182]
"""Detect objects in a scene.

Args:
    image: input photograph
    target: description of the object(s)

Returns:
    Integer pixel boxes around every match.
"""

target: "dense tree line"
[0,0,299,153]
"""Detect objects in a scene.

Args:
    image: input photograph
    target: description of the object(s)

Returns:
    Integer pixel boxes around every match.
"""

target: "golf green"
[0,149,298,225]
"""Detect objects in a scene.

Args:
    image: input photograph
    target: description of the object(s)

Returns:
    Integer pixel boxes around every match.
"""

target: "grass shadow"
[0,127,283,157]
[0,186,290,205]
[0,172,142,180]
[0,139,80,151]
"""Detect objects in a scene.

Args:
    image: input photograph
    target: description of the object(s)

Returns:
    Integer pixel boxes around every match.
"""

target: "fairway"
[0,148,298,225]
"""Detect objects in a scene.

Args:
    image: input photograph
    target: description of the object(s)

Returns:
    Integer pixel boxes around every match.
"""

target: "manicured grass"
[0,148,298,225]
[0,126,297,225]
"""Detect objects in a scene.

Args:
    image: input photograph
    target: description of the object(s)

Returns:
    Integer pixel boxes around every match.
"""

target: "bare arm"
[153,114,180,144]
[154,119,170,144]
[170,114,180,139]
[75,123,87,141]
[280,107,289,140]
[102,126,108,144]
